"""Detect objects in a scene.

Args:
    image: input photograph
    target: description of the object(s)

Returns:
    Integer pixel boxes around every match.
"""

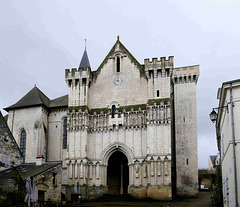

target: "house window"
[117,57,120,72]
[63,118,67,149]
[20,130,26,163]
[157,90,159,97]
[112,105,116,118]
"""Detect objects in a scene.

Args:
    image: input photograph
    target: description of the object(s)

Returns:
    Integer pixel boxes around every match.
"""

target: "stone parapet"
[173,65,199,84]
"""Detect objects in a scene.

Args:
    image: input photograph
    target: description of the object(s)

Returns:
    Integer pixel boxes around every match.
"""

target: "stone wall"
[7,106,48,163]
[88,43,148,109]
[173,65,199,196]
[0,111,22,170]
[48,109,67,161]
[34,164,62,202]
[63,102,172,200]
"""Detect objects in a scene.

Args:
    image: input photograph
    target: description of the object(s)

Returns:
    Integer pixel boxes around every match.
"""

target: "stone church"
[4,37,199,200]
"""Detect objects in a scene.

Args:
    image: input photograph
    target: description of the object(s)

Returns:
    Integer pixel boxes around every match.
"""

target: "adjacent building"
[0,161,62,204]
[0,111,22,170]
[3,37,199,201]
[213,79,240,207]
[208,154,220,173]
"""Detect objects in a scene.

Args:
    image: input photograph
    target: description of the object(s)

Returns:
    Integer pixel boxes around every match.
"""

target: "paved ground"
[77,191,212,207]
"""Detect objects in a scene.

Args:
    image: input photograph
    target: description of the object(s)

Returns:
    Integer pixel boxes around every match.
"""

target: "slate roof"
[210,155,217,166]
[49,95,68,108]
[0,162,61,180]
[79,49,91,69]
[4,87,68,112]
[4,86,50,112]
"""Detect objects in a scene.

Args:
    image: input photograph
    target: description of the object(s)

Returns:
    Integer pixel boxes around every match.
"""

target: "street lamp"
[209,106,228,123]
[209,109,218,123]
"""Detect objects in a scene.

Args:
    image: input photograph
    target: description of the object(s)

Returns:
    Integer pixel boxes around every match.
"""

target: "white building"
[211,79,240,207]
[208,154,220,173]
[4,37,199,201]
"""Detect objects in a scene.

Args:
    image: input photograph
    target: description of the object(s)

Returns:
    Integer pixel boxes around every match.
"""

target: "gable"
[91,37,145,81]
[88,39,148,109]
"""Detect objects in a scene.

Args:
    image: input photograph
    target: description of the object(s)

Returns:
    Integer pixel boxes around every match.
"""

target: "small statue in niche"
[96,162,100,179]
[164,159,168,176]
[150,160,154,176]
[157,160,162,176]
[135,164,139,178]
[80,162,83,178]
[100,117,103,127]
[143,164,147,178]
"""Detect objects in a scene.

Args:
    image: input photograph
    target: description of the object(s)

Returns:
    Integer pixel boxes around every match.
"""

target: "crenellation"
[145,56,174,74]
[173,65,199,84]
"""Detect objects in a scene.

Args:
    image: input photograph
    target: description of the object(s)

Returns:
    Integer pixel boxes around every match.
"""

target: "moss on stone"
[68,105,89,112]
[89,108,109,115]
[147,98,171,105]
[118,104,146,112]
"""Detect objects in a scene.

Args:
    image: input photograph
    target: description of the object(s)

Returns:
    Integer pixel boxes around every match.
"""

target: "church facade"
[4,37,199,201]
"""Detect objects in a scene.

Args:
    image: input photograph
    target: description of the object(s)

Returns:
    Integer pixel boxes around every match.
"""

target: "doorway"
[107,151,129,194]
[38,190,45,203]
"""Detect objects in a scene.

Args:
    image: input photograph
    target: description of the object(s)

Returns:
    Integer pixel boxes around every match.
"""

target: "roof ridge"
[4,86,50,112]
[35,86,50,106]
[92,38,143,79]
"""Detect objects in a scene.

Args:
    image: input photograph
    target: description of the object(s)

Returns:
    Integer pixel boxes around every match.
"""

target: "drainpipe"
[230,83,238,207]
[217,127,222,173]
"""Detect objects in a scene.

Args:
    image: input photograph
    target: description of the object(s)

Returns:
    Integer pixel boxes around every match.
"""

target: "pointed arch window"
[20,130,26,163]
[116,57,120,72]
[63,118,67,149]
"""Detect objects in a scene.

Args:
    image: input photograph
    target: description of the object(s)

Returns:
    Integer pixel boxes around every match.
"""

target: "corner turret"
[65,46,92,107]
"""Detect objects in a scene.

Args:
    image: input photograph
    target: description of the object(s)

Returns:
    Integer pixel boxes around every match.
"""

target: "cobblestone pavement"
[77,191,212,207]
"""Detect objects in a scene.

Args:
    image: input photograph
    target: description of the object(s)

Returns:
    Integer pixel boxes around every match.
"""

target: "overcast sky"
[0,0,239,168]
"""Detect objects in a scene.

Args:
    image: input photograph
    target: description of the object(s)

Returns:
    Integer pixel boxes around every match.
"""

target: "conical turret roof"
[79,49,91,69]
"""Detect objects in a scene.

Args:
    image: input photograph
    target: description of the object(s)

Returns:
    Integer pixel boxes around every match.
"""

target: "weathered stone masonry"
[62,38,199,200]
[4,37,199,201]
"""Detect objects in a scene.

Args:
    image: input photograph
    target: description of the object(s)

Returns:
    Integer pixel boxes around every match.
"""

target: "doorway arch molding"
[101,141,134,165]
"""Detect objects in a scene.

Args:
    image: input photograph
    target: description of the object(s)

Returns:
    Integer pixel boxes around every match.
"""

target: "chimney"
[36,155,45,166]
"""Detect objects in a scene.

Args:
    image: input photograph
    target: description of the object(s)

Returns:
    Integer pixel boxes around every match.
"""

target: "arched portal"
[107,151,129,194]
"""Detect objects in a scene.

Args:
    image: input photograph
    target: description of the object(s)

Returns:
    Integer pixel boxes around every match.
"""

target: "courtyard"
[72,191,212,207]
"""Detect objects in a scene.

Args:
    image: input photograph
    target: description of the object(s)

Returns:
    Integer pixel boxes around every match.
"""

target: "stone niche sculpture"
[135,162,139,178]
[164,157,168,176]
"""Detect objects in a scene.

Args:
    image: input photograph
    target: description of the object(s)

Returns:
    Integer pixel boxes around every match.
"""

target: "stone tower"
[173,66,199,195]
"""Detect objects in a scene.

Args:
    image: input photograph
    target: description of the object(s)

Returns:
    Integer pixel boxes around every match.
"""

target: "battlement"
[144,56,174,79]
[144,56,174,69]
[173,65,199,84]
[65,67,92,87]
